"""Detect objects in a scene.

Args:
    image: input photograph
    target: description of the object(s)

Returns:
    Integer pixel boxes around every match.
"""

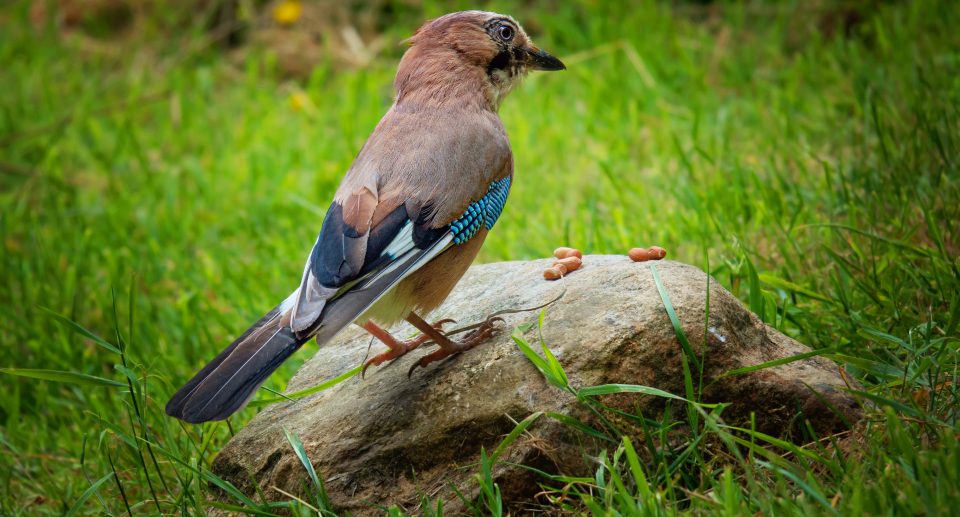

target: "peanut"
[553,246,583,260]
[648,246,667,259]
[543,266,564,280]
[629,247,653,262]
[629,246,667,262]
[552,255,582,272]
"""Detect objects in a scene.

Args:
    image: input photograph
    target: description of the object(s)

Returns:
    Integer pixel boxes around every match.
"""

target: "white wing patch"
[382,221,414,258]
[290,235,336,333]
[337,233,454,310]
[278,289,299,313]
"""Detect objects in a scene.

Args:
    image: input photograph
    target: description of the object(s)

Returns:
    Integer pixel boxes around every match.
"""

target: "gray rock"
[211,256,860,514]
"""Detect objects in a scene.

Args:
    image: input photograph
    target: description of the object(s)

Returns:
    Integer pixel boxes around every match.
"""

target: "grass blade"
[758,273,834,303]
[0,368,124,387]
[649,264,701,372]
[250,366,361,406]
[718,347,841,379]
[66,472,114,517]
[621,436,653,502]
[578,383,686,402]
[40,307,121,354]
[492,411,543,462]
[283,427,333,513]
[756,460,839,516]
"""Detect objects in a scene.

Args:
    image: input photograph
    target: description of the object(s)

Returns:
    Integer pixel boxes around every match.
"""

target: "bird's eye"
[497,24,514,41]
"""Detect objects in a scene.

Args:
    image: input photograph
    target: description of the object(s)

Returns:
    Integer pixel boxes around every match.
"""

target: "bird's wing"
[289,189,450,334]
[309,171,514,329]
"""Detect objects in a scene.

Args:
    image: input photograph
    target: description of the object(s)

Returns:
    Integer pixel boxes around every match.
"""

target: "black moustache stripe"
[487,49,511,75]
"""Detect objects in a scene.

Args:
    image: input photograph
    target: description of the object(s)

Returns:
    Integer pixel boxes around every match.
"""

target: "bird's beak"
[524,46,566,71]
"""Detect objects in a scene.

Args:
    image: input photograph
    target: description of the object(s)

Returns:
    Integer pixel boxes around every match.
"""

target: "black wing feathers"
[357,204,408,276]
[408,199,448,247]
[310,197,444,289]
[312,202,373,286]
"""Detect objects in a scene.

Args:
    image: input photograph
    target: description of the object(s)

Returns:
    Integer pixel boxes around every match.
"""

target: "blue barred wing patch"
[449,176,511,245]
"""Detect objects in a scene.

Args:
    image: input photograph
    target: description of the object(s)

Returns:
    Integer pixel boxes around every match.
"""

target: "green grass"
[1,0,958,514]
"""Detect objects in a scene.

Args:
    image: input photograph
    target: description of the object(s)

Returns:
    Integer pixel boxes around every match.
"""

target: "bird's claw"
[407,316,505,377]
[432,318,458,328]
[361,318,456,378]
[362,342,419,378]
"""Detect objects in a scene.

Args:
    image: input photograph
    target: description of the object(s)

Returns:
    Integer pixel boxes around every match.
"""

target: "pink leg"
[404,312,504,376]
[360,319,454,375]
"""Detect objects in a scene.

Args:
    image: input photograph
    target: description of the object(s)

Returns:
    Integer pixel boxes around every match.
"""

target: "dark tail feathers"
[165,306,308,423]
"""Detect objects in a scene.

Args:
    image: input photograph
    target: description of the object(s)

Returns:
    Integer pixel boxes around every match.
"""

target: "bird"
[166,10,565,424]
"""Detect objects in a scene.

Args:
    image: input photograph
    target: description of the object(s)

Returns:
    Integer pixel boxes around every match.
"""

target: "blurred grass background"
[1,0,958,514]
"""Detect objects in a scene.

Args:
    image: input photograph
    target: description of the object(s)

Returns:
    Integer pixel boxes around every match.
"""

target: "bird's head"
[395,11,565,111]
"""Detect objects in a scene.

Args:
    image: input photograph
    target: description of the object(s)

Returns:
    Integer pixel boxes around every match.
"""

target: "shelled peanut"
[544,246,584,280]
[553,247,582,260]
[628,246,667,262]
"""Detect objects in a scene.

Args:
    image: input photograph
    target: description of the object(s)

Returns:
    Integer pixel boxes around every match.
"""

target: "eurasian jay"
[166,11,565,423]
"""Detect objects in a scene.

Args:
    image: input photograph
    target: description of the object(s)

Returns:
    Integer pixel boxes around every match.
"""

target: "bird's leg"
[405,312,504,376]
[361,319,455,375]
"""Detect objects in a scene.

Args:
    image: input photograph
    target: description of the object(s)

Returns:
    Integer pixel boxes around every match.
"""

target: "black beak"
[525,46,566,71]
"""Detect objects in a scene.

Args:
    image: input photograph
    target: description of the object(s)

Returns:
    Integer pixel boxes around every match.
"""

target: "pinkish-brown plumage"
[166,11,564,423]
[396,11,535,110]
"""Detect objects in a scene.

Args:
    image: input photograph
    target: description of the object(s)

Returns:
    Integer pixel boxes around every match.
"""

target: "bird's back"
[335,104,513,226]
[326,104,514,324]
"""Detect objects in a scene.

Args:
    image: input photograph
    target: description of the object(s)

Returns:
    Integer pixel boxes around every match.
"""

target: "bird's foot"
[407,316,505,376]
[361,319,455,377]
[362,336,428,376]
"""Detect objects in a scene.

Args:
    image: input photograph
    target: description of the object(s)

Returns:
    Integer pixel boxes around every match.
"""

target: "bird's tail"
[165,302,308,423]
[166,235,454,423]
